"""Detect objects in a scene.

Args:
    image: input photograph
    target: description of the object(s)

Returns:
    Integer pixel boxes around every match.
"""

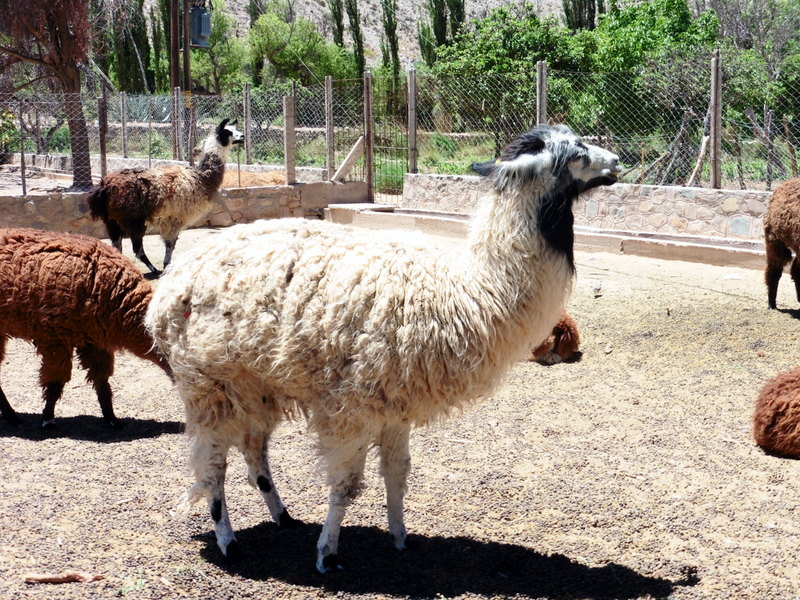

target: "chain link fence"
[2,60,799,195]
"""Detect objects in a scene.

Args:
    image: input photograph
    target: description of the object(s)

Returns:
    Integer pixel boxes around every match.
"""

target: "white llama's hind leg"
[191,433,238,558]
[379,424,411,550]
[316,435,370,573]
[241,429,299,528]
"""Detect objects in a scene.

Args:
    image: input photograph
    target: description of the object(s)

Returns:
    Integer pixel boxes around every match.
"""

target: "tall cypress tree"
[344,0,364,77]
[329,0,345,47]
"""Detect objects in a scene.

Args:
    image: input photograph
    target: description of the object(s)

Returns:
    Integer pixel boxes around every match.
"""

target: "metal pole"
[407,67,418,174]
[284,95,296,185]
[148,96,153,168]
[325,75,335,179]
[183,0,192,165]
[18,101,26,196]
[121,91,128,158]
[364,71,374,202]
[536,60,548,125]
[710,49,722,189]
[98,92,108,178]
[244,82,252,164]
[170,0,180,90]
[173,87,181,160]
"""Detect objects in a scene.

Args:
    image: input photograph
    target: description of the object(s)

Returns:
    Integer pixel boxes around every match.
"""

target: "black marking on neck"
[537,178,584,272]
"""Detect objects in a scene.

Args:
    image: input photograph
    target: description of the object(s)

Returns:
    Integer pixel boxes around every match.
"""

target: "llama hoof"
[41,419,56,429]
[395,536,416,551]
[318,554,345,574]
[278,509,302,529]
[106,418,125,429]
[143,271,161,281]
[222,540,241,562]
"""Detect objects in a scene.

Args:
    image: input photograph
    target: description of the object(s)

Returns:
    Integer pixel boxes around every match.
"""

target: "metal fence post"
[147,97,153,168]
[172,87,181,160]
[244,82,252,164]
[121,91,128,158]
[284,95,296,185]
[407,67,418,174]
[536,61,548,125]
[710,49,722,189]
[17,100,26,196]
[98,92,108,178]
[325,75,335,180]
[364,71,374,201]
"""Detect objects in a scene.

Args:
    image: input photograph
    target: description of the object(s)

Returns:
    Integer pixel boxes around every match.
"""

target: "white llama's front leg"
[379,423,411,550]
[191,434,238,558]
[316,438,370,573]
[241,429,299,528]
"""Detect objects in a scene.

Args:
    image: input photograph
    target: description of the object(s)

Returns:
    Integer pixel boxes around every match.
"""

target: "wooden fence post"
[407,67,418,174]
[364,71,374,201]
[284,95,296,185]
[325,75,335,179]
[536,60,548,125]
[710,49,722,189]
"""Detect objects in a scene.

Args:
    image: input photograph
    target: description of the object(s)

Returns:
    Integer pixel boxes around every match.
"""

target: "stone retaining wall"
[0,181,367,237]
[401,173,772,241]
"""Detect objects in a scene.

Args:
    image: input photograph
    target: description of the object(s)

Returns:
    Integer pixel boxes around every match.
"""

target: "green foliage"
[113,0,154,93]
[0,111,18,153]
[249,1,357,84]
[344,0,365,77]
[50,126,71,152]
[191,0,249,94]
[563,0,605,30]
[328,0,345,47]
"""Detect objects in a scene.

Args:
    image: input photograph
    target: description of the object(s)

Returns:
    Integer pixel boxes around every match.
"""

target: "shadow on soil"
[197,521,694,599]
[0,414,183,441]
[776,307,800,320]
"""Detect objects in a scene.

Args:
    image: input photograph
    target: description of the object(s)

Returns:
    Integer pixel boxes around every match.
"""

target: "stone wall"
[401,173,771,241]
[0,181,367,237]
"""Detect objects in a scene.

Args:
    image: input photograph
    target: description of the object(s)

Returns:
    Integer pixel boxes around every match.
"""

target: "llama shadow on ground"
[0,413,183,442]
[776,307,800,320]
[197,521,693,599]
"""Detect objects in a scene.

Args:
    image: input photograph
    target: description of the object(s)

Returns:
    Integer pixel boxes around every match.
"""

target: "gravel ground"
[2,227,800,600]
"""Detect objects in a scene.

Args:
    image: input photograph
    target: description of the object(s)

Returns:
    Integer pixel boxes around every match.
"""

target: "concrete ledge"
[326,204,767,270]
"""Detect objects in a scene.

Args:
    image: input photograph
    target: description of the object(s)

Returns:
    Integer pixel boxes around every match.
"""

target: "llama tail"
[86,185,108,221]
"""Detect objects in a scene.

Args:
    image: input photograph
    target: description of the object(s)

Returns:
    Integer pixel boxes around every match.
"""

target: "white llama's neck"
[461,184,573,359]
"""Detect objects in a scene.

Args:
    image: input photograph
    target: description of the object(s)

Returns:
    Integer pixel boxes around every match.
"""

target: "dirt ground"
[2,227,800,600]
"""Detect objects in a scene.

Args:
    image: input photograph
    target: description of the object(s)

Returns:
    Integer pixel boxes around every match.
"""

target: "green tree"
[113,0,153,93]
[249,1,356,84]
[191,0,248,94]
[344,0,365,77]
[563,0,605,30]
[328,0,345,47]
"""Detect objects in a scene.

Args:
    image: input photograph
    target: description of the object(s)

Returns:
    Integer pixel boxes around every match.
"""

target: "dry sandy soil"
[2,227,800,600]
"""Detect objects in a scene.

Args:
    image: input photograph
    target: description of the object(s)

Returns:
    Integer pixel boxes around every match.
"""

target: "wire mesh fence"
[1,60,799,196]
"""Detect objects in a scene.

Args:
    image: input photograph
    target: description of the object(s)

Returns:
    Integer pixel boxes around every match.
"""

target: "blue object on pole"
[190,7,211,47]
